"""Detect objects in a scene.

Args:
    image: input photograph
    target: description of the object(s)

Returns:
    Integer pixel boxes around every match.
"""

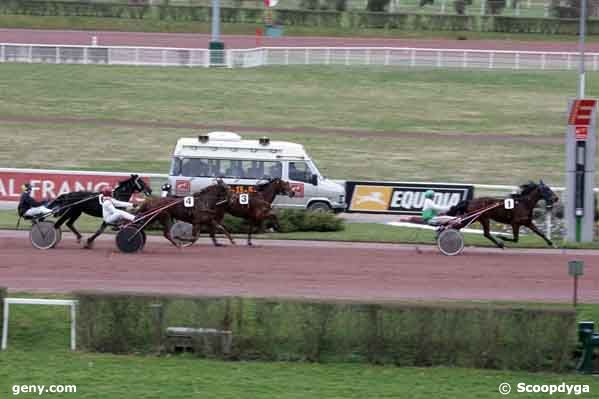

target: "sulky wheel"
[437,228,465,256]
[169,221,195,248]
[116,226,145,253]
[30,221,61,250]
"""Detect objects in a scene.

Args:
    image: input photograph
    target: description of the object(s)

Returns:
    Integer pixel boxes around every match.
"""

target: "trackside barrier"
[1,298,78,351]
[0,167,582,238]
[2,44,599,71]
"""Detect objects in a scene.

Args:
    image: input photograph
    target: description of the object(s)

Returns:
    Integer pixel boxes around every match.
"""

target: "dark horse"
[49,174,152,245]
[220,178,295,246]
[137,180,234,247]
[446,180,559,248]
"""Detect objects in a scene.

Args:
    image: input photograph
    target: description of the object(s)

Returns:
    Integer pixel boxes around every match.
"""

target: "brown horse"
[446,180,559,248]
[221,178,295,246]
[137,180,234,247]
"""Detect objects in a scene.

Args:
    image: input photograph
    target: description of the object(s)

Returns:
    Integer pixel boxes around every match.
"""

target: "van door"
[275,161,315,208]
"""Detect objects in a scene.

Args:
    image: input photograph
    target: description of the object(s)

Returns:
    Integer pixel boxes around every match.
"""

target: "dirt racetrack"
[1,230,598,303]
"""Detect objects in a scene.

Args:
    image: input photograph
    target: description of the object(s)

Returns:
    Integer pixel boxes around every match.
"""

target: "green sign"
[569,260,585,276]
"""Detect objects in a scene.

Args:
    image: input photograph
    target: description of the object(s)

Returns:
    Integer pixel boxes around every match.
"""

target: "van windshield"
[171,158,282,179]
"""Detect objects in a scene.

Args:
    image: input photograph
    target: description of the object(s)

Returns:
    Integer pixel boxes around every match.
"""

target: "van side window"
[265,162,282,179]
[180,158,211,177]
[288,162,311,183]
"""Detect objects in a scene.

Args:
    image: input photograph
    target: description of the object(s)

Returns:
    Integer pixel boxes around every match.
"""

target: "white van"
[167,132,346,212]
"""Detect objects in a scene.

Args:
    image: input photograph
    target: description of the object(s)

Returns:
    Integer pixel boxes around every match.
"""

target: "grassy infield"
[2,15,599,399]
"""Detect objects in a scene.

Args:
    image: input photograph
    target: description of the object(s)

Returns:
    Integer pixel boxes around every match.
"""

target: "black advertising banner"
[345,181,474,214]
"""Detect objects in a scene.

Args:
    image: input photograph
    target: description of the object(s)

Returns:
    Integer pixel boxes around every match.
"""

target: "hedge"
[146,209,345,234]
[1,0,598,34]
[76,293,577,372]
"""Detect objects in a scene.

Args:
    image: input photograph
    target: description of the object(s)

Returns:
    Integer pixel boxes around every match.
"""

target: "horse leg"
[498,224,520,243]
[65,209,83,243]
[209,221,224,247]
[84,222,107,249]
[215,222,236,245]
[247,220,254,246]
[524,221,554,247]
[266,213,281,232]
[480,218,504,249]
[161,216,180,247]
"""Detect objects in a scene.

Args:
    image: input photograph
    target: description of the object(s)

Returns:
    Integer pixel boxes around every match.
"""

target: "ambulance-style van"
[167,132,346,212]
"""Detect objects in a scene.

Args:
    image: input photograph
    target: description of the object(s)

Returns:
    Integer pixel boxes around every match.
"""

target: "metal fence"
[3,43,599,71]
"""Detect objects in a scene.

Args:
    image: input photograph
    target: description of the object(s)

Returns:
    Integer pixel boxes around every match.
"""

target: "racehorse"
[446,180,559,248]
[221,178,295,246]
[136,180,234,247]
[49,174,152,245]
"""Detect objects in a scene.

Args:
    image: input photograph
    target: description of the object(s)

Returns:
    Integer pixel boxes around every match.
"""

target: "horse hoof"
[76,237,82,244]
[83,241,93,249]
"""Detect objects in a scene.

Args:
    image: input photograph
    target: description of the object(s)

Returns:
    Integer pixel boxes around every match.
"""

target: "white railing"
[2,298,78,351]
[2,43,599,71]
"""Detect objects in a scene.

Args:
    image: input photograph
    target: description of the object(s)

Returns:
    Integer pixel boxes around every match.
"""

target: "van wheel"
[307,202,332,213]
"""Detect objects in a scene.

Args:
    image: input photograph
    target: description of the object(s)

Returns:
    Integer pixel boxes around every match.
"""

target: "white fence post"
[305,48,309,65]
[70,302,77,351]
[0,44,4,63]
[489,52,494,69]
[410,49,416,67]
[56,47,60,64]
[541,53,546,70]
[384,49,390,66]
[1,299,8,350]
[28,45,32,63]
[437,51,442,68]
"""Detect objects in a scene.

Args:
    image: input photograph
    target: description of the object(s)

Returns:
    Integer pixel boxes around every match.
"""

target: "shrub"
[75,293,578,372]
[487,0,506,15]
[366,0,391,12]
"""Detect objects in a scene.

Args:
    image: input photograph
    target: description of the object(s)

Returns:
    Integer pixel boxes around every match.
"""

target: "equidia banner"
[345,181,474,214]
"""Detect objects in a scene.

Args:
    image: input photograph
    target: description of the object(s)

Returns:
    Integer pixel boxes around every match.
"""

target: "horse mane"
[518,181,538,196]
[256,178,276,191]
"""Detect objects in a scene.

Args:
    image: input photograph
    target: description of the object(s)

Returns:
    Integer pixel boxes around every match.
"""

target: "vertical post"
[545,209,552,241]
[150,303,163,353]
[1,300,8,350]
[579,0,587,99]
[209,0,225,66]
[70,302,76,351]
[574,274,579,307]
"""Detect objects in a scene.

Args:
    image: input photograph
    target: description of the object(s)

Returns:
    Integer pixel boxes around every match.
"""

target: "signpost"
[565,99,597,242]
[568,260,584,307]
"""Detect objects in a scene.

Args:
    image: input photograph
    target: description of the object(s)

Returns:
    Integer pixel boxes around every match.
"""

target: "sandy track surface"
[1,230,597,303]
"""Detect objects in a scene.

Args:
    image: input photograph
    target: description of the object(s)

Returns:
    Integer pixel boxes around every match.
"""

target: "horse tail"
[447,200,469,216]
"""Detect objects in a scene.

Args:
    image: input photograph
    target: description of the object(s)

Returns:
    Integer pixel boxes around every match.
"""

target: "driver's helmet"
[161,183,172,191]
[101,187,113,197]
[424,190,434,199]
[22,183,32,193]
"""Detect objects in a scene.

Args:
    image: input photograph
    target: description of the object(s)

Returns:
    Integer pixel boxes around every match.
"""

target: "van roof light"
[259,137,270,146]
[198,135,209,143]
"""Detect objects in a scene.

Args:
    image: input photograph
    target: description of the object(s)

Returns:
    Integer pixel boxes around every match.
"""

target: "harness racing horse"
[49,175,152,246]
[137,180,234,247]
[222,178,296,246]
[446,180,559,248]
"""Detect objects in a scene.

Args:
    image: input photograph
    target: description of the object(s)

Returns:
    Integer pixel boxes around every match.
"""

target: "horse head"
[271,178,295,198]
[538,180,559,208]
[113,174,152,200]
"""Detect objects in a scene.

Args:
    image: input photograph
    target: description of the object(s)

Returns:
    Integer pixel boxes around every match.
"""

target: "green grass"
[0,293,598,399]
[0,64,596,185]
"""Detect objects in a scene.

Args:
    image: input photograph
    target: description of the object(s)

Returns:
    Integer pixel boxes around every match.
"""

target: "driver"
[18,183,54,219]
[422,190,455,225]
[99,187,136,225]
